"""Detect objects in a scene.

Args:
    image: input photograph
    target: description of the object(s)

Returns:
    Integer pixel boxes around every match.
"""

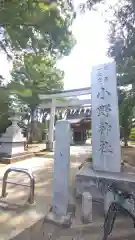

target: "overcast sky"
[57,0,119,90]
[57,2,111,90]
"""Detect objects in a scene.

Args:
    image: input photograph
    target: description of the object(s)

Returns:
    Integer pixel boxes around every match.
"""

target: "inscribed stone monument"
[91,61,121,172]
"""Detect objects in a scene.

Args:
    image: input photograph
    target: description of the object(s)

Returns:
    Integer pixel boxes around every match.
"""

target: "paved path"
[0,145,90,239]
[0,145,134,239]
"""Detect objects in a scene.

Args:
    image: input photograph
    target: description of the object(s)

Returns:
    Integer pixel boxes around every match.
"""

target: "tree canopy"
[9,52,64,114]
[107,0,135,145]
[118,89,134,146]
[9,52,64,142]
[108,0,135,87]
[0,0,76,59]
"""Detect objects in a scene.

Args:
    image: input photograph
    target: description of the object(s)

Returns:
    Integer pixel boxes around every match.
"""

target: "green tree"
[9,52,64,143]
[119,89,134,147]
[0,0,75,58]
[0,83,14,135]
[107,1,135,147]
[108,0,135,87]
[0,90,10,134]
[0,0,76,142]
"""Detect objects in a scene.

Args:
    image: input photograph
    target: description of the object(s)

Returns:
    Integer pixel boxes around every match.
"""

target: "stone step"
[0,152,34,164]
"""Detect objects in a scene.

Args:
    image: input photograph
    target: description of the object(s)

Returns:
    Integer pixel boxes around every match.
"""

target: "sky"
[57,2,111,90]
[0,52,12,83]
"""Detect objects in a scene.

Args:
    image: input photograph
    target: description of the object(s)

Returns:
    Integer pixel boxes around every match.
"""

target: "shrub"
[129,128,135,140]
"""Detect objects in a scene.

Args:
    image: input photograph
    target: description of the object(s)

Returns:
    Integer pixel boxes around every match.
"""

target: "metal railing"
[1,167,35,204]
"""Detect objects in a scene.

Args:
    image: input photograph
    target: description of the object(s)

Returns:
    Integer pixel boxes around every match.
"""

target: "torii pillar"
[47,99,56,151]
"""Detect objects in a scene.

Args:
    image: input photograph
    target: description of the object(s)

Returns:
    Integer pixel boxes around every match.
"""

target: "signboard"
[91,61,121,173]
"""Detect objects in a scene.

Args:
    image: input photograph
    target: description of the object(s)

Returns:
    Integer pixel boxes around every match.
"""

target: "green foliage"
[0,0,76,138]
[0,0,76,58]
[9,52,64,142]
[10,53,64,104]
[107,0,135,145]
[108,0,135,87]
[129,127,135,140]
[119,92,134,130]
[0,86,12,135]
[119,89,134,146]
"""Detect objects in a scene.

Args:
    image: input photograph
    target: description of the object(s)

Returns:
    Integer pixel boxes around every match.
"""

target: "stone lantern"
[0,112,26,163]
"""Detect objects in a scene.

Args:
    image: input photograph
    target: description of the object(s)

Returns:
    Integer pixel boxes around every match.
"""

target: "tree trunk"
[123,134,128,147]
[29,107,35,144]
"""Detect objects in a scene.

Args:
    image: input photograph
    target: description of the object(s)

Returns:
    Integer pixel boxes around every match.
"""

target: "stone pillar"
[82,192,92,223]
[52,120,70,216]
[47,99,55,151]
[45,120,75,227]
[70,128,73,145]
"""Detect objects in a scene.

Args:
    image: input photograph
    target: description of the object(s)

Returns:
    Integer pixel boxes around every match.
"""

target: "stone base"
[44,204,76,228]
[0,152,34,164]
[0,141,25,156]
[46,141,54,151]
[75,162,135,213]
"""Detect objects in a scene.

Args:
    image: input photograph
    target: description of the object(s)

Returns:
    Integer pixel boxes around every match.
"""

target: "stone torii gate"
[39,87,91,150]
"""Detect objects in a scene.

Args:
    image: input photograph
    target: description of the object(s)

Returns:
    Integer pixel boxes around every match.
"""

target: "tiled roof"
[67,117,91,125]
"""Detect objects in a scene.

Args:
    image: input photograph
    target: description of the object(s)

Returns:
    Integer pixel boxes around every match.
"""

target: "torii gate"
[39,87,91,150]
